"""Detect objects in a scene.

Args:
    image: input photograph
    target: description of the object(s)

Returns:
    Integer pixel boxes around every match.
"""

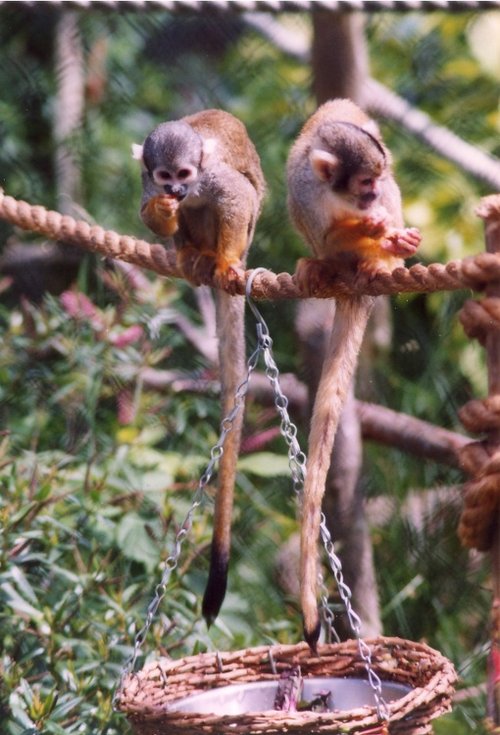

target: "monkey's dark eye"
[177,169,192,180]
[360,178,373,187]
[154,169,172,183]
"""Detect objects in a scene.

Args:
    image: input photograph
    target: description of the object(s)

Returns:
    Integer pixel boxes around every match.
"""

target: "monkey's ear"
[131,143,144,162]
[201,138,217,167]
[310,149,339,182]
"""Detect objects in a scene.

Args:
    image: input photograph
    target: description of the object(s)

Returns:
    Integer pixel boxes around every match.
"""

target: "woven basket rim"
[117,635,457,732]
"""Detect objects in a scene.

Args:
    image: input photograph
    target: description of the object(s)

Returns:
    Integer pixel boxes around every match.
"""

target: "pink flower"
[109,324,144,347]
[60,291,104,330]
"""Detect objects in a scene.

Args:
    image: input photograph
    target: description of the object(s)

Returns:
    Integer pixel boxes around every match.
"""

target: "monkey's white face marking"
[131,143,144,161]
[152,164,198,188]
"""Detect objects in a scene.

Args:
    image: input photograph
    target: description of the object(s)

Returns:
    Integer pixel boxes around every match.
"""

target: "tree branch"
[358,401,470,468]
[365,80,500,192]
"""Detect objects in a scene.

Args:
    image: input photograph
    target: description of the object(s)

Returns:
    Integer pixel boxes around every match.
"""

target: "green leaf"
[52,695,84,719]
[115,514,160,571]
[237,453,291,478]
[8,565,39,605]
[9,694,35,729]
[1,582,46,626]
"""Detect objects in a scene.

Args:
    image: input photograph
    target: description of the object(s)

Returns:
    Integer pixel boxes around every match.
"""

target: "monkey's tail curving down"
[301,294,376,650]
[202,289,246,626]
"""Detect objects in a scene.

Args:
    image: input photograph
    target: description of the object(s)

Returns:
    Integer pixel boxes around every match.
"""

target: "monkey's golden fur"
[137,109,265,624]
[287,99,420,648]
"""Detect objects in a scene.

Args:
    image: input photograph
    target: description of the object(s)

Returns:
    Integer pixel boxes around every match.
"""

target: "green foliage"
[1,6,499,734]
[0,270,300,734]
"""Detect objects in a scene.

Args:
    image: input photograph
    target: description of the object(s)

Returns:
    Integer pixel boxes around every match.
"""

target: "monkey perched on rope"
[286,99,421,648]
[133,109,265,626]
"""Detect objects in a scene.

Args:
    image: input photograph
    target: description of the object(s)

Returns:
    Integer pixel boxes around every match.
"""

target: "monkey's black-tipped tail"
[303,612,321,653]
[202,549,229,626]
[201,290,245,627]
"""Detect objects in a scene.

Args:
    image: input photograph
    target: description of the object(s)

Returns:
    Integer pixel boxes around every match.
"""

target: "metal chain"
[319,575,340,644]
[114,267,389,722]
[319,514,390,721]
[247,269,389,722]
[246,273,307,496]
[114,298,262,706]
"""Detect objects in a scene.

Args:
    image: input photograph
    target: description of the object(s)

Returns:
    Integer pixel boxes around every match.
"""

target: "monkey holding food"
[133,109,265,625]
[287,99,421,648]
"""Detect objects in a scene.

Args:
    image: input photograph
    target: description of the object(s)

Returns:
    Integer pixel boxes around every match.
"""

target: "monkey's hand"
[360,209,391,238]
[141,194,179,238]
[381,227,421,258]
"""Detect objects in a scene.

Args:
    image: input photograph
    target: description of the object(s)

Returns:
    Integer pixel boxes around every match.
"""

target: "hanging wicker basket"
[117,636,456,735]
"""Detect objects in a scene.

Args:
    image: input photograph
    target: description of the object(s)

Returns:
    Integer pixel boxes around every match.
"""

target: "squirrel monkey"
[287,99,421,648]
[133,109,265,624]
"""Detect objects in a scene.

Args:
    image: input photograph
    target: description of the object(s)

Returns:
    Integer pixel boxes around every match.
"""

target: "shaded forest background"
[1,3,500,734]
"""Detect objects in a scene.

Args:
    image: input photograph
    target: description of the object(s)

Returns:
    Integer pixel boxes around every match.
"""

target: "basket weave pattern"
[117,636,456,734]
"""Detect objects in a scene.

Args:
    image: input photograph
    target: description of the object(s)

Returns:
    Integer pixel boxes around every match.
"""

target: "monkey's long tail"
[301,295,376,649]
[202,290,246,626]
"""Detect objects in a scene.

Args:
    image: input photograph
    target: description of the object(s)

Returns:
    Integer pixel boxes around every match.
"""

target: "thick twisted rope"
[457,195,500,552]
[458,396,500,550]
[457,442,500,551]
[4,188,500,547]
[1,189,500,300]
[8,1,500,12]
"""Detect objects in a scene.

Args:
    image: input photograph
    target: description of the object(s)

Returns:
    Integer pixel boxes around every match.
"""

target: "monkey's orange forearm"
[327,217,384,250]
[325,217,417,270]
[140,195,179,238]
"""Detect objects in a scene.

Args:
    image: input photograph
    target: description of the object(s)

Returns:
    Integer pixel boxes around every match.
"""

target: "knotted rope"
[1,189,500,300]
[457,195,500,552]
[457,440,500,551]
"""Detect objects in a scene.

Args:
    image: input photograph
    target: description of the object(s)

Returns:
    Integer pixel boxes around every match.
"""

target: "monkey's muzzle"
[164,183,188,200]
[358,192,378,209]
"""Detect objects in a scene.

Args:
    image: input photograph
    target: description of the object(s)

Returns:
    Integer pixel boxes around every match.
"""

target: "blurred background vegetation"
[0,3,499,734]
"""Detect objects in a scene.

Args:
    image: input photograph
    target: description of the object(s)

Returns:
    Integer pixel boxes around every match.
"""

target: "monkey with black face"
[287,99,420,649]
[133,109,265,625]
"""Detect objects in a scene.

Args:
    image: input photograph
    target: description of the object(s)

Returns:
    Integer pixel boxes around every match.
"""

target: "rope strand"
[1,189,500,299]
[10,1,500,13]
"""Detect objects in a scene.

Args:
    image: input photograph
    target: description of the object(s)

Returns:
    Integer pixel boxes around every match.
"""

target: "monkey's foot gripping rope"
[2,189,500,300]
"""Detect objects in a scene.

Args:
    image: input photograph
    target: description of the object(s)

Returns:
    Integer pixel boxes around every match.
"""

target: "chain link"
[245,272,307,497]
[319,514,390,721]
[114,267,389,722]
[247,269,389,722]
[319,573,340,644]
[114,299,262,706]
